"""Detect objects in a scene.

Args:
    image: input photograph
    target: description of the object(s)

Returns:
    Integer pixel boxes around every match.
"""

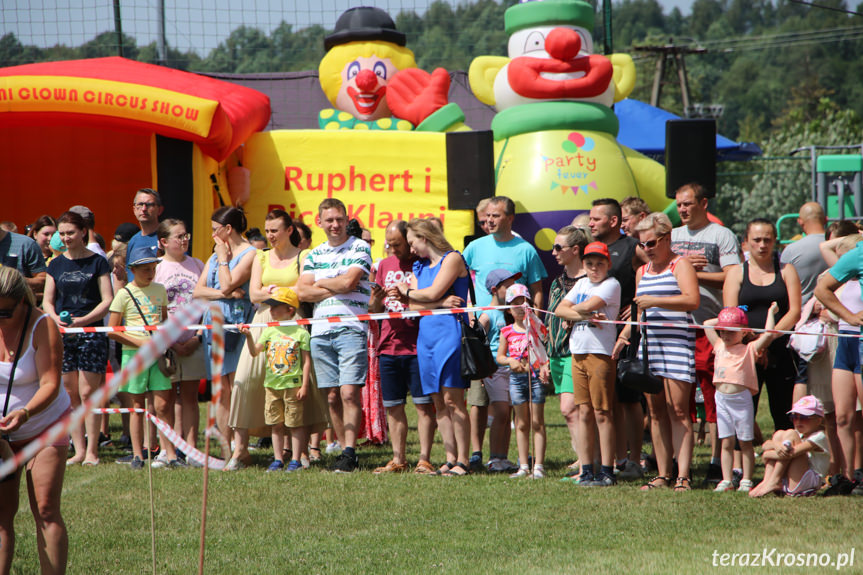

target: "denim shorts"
[310,328,368,389]
[379,354,430,407]
[835,332,861,374]
[62,332,108,374]
[509,372,545,406]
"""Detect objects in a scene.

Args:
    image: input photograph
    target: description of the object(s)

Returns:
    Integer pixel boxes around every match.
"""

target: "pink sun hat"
[787,395,824,418]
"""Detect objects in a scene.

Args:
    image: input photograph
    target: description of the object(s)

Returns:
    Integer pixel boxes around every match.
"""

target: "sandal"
[441,462,470,477]
[673,476,692,492]
[640,476,671,491]
[435,461,455,476]
[309,446,322,462]
[414,460,436,475]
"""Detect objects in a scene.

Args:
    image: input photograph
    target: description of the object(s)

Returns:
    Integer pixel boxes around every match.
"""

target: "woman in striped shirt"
[613,213,700,491]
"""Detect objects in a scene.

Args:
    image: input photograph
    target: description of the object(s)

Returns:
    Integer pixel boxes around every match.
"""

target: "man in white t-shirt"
[297,198,372,473]
[670,182,741,485]
[555,242,621,487]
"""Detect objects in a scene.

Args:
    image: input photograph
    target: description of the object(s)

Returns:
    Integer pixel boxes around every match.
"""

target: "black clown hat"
[324,6,406,51]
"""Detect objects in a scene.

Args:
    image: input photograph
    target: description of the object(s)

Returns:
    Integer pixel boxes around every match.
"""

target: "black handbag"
[617,305,664,394]
[458,266,497,381]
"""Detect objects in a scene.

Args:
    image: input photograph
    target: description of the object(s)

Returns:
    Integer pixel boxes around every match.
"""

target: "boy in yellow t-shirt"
[241,287,311,472]
[107,246,178,469]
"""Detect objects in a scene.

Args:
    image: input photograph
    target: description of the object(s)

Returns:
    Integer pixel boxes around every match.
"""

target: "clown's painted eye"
[524,31,545,53]
[347,60,361,80]
[373,61,388,80]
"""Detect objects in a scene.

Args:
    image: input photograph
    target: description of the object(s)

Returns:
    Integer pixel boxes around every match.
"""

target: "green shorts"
[549,356,574,395]
[119,349,173,395]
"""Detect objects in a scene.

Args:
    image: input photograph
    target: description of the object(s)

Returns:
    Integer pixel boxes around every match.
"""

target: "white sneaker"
[510,467,530,478]
[151,451,169,469]
[325,441,342,455]
[714,479,735,492]
[531,467,545,479]
[737,479,754,493]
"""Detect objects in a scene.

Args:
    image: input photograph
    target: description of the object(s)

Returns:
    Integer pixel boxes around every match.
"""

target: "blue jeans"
[509,372,545,406]
[310,328,368,388]
[379,354,431,407]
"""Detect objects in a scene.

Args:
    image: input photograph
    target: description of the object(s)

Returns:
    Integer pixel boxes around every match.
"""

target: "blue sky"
[2,0,697,55]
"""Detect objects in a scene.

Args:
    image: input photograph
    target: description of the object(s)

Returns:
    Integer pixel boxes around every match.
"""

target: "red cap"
[582,241,610,260]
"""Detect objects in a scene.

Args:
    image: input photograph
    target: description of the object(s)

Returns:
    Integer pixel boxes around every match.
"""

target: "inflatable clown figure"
[469,0,667,252]
[318,6,468,133]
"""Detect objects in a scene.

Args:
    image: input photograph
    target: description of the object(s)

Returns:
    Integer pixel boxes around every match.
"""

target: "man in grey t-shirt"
[780,202,827,304]
[0,228,47,295]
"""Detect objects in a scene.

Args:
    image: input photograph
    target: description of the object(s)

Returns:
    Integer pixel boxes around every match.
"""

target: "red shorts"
[690,330,716,423]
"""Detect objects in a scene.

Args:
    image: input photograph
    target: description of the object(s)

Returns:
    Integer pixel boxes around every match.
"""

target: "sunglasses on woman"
[638,235,666,249]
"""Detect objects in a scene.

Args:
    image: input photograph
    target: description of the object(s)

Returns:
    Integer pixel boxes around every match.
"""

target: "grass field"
[10,393,863,575]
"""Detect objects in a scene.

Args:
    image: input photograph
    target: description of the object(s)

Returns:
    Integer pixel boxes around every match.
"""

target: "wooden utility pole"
[633,40,707,112]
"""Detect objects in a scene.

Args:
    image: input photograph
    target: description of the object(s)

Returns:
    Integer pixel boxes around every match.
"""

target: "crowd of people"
[3,182,863,570]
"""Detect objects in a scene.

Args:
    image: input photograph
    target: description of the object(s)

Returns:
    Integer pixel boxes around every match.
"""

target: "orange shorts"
[571,354,616,412]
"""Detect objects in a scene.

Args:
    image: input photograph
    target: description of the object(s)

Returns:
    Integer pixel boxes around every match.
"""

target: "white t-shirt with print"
[564,276,621,356]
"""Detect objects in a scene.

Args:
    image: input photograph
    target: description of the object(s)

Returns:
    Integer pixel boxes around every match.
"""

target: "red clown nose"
[544,28,582,61]
[355,69,379,91]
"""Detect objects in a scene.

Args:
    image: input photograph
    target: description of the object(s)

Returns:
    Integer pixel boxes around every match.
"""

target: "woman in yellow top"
[231,210,327,467]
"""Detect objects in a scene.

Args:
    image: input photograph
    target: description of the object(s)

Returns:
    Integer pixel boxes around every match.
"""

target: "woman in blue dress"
[396,218,471,475]
[194,206,256,468]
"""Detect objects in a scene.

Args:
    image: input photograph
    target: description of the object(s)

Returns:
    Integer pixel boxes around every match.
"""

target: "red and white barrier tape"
[530,306,863,339]
[56,305,513,334]
[0,300,211,480]
[205,306,227,457]
[94,408,225,470]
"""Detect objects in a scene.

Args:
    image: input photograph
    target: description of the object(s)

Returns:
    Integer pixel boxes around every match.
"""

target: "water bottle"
[59,311,71,325]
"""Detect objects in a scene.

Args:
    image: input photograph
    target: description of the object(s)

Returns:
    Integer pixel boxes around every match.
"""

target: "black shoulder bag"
[617,304,664,394]
[123,287,176,378]
[458,267,497,381]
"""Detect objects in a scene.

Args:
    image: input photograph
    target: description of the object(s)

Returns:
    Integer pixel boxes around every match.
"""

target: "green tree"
[715,99,862,236]
[137,42,201,71]
[195,26,272,73]
[613,0,666,49]
[80,31,138,60]
[0,33,44,66]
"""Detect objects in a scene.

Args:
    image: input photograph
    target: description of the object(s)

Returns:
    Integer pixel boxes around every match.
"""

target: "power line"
[789,0,863,16]
[629,26,863,60]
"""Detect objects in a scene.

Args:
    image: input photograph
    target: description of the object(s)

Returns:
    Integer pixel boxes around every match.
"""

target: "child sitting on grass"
[554,242,621,487]
[107,246,180,469]
[497,284,550,479]
[704,304,778,493]
[749,395,830,498]
[240,287,313,473]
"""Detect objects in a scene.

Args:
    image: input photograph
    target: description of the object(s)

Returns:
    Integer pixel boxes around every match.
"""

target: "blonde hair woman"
[396,218,471,475]
[0,267,71,574]
[613,212,700,491]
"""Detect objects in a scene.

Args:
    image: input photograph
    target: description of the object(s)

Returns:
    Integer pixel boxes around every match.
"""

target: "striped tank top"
[636,257,695,383]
